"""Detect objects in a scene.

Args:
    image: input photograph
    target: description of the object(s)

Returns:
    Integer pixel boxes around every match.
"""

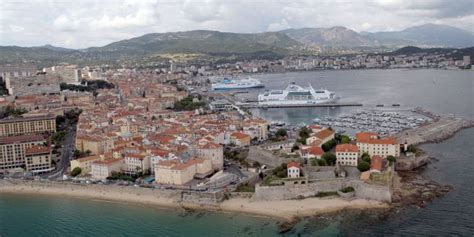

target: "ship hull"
[212,84,265,90]
[258,98,336,106]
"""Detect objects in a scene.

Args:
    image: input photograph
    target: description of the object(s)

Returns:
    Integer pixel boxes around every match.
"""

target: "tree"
[71,167,82,177]
[387,155,396,165]
[291,144,299,152]
[298,127,311,139]
[322,139,337,152]
[317,159,327,166]
[51,131,67,144]
[275,128,288,138]
[322,152,337,166]
[357,161,370,172]
[361,152,371,163]
[340,135,351,144]
[56,115,66,127]
[310,158,318,166]
[407,144,417,153]
[73,149,82,158]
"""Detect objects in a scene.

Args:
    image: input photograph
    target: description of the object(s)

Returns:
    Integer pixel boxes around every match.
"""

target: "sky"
[1,0,473,48]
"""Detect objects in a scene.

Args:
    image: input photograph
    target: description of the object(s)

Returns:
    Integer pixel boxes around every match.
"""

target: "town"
[1,59,472,218]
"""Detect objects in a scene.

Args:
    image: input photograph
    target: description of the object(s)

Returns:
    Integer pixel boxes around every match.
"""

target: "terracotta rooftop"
[315,128,334,140]
[287,161,301,169]
[0,134,45,144]
[336,144,359,153]
[356,132,397,145]
[25,146,50,155]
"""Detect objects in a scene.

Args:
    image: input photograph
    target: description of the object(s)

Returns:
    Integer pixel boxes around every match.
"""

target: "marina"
[316,109,433,136]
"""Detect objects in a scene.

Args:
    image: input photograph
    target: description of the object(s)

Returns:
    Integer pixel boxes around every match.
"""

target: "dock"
[236,102,363,109]
[396,116,474,145]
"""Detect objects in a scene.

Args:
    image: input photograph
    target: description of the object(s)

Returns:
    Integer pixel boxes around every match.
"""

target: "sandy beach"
[0,180,389,221]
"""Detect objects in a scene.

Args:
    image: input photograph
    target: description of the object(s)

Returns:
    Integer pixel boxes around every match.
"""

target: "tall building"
[0,115,56,137]
[0,134,47,172]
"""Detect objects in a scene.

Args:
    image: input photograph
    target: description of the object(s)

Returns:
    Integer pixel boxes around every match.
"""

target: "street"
[47,121,76,180]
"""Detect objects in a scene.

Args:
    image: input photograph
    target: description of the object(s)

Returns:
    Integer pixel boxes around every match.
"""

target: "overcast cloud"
[0,0,473,48]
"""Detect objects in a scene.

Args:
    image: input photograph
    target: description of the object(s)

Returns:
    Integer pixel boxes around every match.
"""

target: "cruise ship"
[258,83,338,106]
[211,77,264,90]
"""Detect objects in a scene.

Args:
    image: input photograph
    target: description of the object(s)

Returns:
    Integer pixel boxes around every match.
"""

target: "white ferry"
[211,77,264,90]
[258,82,338,106]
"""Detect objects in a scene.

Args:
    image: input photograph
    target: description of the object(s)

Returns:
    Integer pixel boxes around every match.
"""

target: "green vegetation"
[321,139,337,152]
[321,152,337,166]
[275,128,288,138]
[175,96,205,111]
[107,172,136,182]
[235,182,255,192]
[310,158,318,166]
[60,80,114,92]
[262,175,282,186]
[291,144,299,152]
[51,131,67,143]
[361,152,371,163]
[4,106,27,118]
[71,167,82,177]
[387,155,396,165]
[315,191,338,198]
[317,159,328,166]
[340,186,355,193]
[272,163,288,178]
[336,134,351,144]
[297,127,312,145]
[357,161,370,172]
[56,115,66,129]
[407,144,418,153]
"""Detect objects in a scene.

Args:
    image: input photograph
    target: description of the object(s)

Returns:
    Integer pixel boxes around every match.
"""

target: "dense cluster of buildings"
[66,71,269,187]
[0,61,409,191]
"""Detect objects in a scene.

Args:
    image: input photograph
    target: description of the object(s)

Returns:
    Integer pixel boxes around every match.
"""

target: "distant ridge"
[1,24,473,66]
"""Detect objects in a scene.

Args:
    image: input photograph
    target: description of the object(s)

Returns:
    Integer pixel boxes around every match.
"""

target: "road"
[48,122,76,180]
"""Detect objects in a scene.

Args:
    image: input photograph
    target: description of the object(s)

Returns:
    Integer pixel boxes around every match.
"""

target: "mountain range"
[1,24,473,66]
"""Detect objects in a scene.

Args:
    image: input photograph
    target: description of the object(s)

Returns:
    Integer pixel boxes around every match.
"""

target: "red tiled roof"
[315,128,334,140]
[231,132,250,139]
[287,161,301,169]
[304,146,324,156]
[356,132,397,145]
[336,144,359,153]
[25,146,50,155]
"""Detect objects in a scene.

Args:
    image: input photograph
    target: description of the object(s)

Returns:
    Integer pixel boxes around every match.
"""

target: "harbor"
[236,102,363,109]
[316,109,433,136]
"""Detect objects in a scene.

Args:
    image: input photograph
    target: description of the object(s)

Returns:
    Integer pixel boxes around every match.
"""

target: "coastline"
[0,180,388,222]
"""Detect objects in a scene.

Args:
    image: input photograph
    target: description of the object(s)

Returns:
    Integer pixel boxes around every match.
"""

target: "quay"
[396,116,474,145]
[236,102,363,109]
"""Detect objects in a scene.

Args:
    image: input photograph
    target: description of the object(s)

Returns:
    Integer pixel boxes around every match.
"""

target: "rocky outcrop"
[395,155,429,171]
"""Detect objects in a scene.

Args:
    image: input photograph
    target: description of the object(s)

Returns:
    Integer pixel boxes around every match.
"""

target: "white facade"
[336,151,358,166]
[287,166,300,178]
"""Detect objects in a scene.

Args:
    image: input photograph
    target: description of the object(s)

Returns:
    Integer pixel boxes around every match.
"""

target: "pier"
[236,102,363,109]
[396,116,474,145]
